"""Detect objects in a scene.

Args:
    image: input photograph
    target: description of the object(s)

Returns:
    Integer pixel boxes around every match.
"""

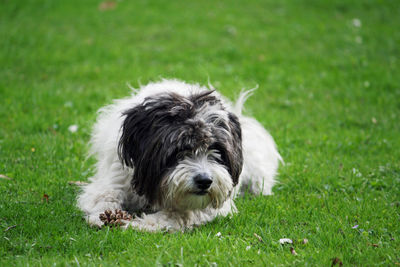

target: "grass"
[1,0,399,265]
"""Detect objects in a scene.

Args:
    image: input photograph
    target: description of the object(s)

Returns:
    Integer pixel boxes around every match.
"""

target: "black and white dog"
[78,79,281,232]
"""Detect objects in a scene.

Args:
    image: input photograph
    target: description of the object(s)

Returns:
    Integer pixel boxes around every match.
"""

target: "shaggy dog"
[77,79,281,232]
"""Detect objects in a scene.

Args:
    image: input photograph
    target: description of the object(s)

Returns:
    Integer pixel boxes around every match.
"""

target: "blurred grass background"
[1,0,399,265]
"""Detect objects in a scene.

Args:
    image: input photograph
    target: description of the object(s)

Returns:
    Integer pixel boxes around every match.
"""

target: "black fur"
[118,90,243,204]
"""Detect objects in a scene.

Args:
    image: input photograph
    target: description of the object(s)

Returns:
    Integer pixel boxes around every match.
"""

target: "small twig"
[254,233,263,242]
[4,225,17,232]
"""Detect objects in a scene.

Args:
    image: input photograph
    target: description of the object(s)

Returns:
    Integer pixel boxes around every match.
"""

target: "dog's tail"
[233,84,258,115]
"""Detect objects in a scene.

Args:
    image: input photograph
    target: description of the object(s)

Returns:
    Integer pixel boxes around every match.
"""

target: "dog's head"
[118,90,242,210]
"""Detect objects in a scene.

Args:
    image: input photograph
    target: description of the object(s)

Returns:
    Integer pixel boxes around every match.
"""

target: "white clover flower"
[68,124,78,133]
[279,238,293,244]
[352,18,362,27]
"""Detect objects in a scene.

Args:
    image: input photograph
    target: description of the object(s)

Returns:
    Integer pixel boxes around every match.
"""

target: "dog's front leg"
[124,208,220,232]
[78,162,130,227]
[123,211,186,232]
[81,190,125,227]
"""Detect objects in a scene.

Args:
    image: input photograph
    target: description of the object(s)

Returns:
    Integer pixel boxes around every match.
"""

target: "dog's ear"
[225,112,243,185]
[118,104,144,169]
[118,100,168,204]
[118,93,188,167]
[210,112,243,186]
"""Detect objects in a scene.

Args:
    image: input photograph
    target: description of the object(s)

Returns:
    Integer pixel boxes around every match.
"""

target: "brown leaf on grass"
[331,257,343,267]
[98,1,116,11]
[68,181,88,186]
[42,194,49,203]
[48,127,57,135]
[290,247,297,255]
[254,233,263,242]
[368,243,379,247]
[0,174,12,180]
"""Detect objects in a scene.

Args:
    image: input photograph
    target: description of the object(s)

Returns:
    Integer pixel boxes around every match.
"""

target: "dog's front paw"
[123,219,162,232]
[86,214,104,228]
[123,213,183,232]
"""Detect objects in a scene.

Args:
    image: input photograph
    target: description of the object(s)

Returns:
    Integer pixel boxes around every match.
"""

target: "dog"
[77,79,282,232]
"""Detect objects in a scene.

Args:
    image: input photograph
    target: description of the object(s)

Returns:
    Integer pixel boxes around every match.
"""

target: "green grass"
[1,0,399,265]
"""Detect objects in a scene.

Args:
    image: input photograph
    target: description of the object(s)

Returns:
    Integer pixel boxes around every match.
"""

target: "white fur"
[77,79,281,232]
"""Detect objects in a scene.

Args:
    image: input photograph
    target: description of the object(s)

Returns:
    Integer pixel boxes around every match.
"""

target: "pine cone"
[99,209,133,227]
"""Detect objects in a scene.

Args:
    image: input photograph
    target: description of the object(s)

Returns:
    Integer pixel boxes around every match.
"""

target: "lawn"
[1,0,399,265]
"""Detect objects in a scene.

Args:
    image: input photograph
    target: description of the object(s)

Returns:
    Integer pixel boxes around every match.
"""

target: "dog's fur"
[77,79,281,232]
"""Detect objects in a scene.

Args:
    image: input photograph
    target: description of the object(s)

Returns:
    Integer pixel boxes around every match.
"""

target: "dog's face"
[118,90,243,211]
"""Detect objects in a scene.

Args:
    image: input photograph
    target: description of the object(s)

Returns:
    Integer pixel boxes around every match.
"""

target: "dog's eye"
[165,150,183,168]
[176,150,192,161]
[208,143,228,165]
[176,151,185,161]
[207,150,223,163]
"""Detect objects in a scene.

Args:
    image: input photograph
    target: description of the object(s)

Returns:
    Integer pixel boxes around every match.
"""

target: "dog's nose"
[194,173,212,190]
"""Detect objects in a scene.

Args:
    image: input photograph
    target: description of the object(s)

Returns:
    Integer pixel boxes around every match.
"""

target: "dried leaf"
[98,1,116,11]
[331,257,343,267]
[0,174,12,180]
[48,127,57,135]
[68,181,88,186]
[290,247,297,255]
[42,194,49,203]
